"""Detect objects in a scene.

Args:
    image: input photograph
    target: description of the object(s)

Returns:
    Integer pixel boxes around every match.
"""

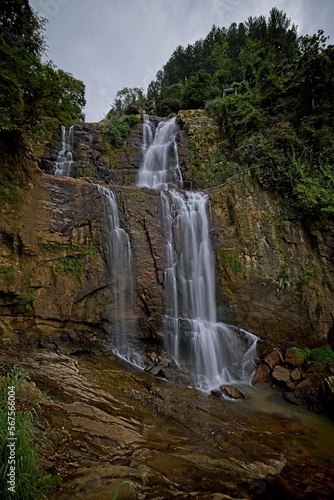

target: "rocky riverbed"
[1,337,334,499]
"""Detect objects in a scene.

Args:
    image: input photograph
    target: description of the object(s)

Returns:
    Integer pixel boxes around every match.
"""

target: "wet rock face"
[35,115,334,350]
[0,175,166,344]
[8,112,334,362]
[37,117,167,186]
[209,176,334,347]
[319,376,334,417]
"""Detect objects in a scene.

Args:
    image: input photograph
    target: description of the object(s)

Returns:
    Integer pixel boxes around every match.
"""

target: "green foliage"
[0,168,24,206]
[36,63,86,125]
[53,255,84,289]
[124,114,139,128]
[217,249,243,276]
[206,93,267,147]
[103,113,139,148]
[156,83,183,116]
[309,346,334,363]
[297,257,321,287]
[40,241,99,289]
[292,347,312,364]
[181,71,220,110]
[0,365,60,499]
[0,266,16,281]
[109,87,145,116]
[15,287,35,312]
[43,282,52,294]
[293,346,334,364]
[0,0,85,134]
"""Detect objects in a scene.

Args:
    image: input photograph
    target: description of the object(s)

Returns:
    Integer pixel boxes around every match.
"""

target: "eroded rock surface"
[209,176,334,346]
[1,342,334,499]
[0,175,166,345]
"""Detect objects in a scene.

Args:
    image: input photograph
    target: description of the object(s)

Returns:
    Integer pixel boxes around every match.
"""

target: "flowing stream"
[137,114,258,391]
[54,125,75,177]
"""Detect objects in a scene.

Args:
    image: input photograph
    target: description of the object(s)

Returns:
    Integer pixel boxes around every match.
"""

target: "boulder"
[284,348,302,367]
[149,366,166,377]
[252,363,271,384]
[272,366,290,384]
[296,378,311,389]
[264,350,283,370]
[290,367,301,381]
[220,385,249,399]
[210,389,222,398]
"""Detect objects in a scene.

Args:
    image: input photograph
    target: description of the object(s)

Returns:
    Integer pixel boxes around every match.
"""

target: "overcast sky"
[28,0,334,122]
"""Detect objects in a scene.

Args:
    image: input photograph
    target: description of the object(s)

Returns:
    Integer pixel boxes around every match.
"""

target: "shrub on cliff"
[103,112,139,148]
[293,346,334,365]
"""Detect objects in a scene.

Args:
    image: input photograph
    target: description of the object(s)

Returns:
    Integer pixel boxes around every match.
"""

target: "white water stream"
[137,115,182,189]
[137,115,258,391]
[97,185,143,368]
[54,125,74,177]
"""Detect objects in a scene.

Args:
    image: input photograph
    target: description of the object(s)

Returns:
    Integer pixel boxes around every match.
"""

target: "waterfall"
[97,185,142,368]
[142,113,154,152]
[54,125,74,177]
[137,115,182,189]
[138,115,258,392]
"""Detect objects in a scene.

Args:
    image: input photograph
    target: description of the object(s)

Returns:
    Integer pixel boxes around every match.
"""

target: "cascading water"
[54,125,74,177]
[137,115,182,189]
[137,114,258,392]
[141,113,154,152]
[97,185,143,368]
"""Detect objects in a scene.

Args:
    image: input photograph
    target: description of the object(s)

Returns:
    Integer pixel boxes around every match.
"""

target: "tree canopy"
[133,7,334,230]
[0,0,86,135]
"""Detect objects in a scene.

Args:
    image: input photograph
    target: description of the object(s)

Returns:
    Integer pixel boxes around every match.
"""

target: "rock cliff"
[0,173,167,347]
[2,112,334,354]
[209,175,334,347]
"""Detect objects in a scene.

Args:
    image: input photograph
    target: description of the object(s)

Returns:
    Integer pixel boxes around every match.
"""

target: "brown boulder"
[291,367,301,381]
[272,366,290,384]
[220,385,249,399]
[252,363,271,384]
[264,350,283,370]
[284,348,302,367]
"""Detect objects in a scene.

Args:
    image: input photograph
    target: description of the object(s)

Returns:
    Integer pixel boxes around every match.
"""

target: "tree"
[0,0,46,56]
[181,71,219,109]
[109,87,145,116]
[0,0,85,133]
[156,84,183,116]
[36,64,86,124]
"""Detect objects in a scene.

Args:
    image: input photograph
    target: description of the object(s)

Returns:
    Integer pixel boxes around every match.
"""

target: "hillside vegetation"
[0,0,85,136]
[112,8,334,230]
